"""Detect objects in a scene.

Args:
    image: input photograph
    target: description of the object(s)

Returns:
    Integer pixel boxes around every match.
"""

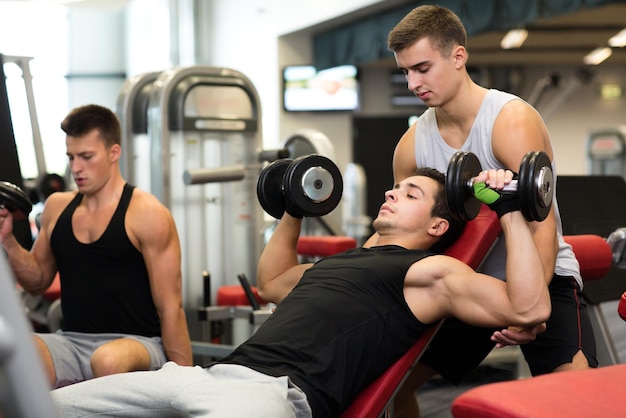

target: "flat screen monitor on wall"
[283,65,359,112]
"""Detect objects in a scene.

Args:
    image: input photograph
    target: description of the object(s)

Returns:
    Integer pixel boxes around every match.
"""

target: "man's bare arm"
[256,214,312,304]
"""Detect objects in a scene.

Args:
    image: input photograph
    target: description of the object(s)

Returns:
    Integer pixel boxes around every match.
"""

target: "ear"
[109,144,121,163]
[428,218,449,238]
[452,45,467,69]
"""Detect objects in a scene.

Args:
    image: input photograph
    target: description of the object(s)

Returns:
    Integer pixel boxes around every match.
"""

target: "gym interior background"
[2,0,626,414]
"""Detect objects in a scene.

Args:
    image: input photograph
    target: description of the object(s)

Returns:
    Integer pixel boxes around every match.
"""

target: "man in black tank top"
[0,105,192,389]
[51,168,551,417]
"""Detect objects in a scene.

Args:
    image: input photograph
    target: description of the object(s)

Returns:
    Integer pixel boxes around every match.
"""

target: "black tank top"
[50,184,160,336]
[219,245,434,417]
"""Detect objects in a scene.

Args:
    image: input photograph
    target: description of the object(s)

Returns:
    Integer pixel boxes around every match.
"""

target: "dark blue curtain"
[313,0,622,69]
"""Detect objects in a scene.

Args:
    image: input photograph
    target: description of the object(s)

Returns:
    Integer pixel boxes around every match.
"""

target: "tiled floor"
[417,363,517,418]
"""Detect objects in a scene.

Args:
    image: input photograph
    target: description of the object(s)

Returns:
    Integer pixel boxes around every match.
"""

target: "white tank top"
[413,89,582,288]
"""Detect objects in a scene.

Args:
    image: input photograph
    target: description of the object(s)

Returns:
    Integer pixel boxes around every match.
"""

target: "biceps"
[144,242,183,303]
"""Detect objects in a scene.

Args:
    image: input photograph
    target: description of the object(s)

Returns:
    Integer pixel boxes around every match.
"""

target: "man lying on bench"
[51,167,550,417]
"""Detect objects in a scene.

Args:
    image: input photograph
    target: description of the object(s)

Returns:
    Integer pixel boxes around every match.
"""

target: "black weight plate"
[445,152,466,220]
[0,181,32,220]
[446,151,482,221]
[518,151,538,221]
[283,154,343,217]
[519,151,553,221]
[256,159,292,219]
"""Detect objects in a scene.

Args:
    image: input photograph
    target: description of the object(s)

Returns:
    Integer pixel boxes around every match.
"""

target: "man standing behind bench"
[0,104,192,388]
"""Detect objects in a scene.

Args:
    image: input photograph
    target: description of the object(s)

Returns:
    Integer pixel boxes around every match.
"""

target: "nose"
[69,159,81,175]
[406,71,421,93]
[384,189,396,201]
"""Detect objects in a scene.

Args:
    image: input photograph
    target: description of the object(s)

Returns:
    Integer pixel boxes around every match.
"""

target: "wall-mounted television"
[283,64,359,112]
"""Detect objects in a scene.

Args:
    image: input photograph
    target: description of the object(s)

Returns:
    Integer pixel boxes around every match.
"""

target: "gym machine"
[144,66,287,316]
[0,54,34,250]
[586,127,626,176]
[1,55,46,178]
[116,71,161,191]
[117,66,295,352]
[1,54,67,203]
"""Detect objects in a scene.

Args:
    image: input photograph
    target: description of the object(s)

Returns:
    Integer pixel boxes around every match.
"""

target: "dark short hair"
[387,5,467,57]
[60,104,121,148]
[414,167,466,253]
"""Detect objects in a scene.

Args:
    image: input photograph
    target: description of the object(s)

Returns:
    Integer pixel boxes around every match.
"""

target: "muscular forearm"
[2,235,47,293]
[161,308,192,365]
[501,212,551,323]
[530,213,558,284]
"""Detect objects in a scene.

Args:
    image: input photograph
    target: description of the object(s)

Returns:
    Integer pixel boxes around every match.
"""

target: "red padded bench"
[341,205,501,418]
[451,363,626,417]
[297,235,357,258]
[563,234,613,281]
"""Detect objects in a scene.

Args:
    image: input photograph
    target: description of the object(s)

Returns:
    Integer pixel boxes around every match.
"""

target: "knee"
[553,349,592,373]
[90,346,125,377]
[33,335,56,386]
[90,339,151,378]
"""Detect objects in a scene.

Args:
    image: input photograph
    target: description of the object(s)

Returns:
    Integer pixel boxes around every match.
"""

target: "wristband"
[473,182,520,217]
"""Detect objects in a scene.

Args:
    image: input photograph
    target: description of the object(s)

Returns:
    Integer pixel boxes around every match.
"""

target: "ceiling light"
[500,29,528,49]
[583,47,612,65]
[609,29,626,47]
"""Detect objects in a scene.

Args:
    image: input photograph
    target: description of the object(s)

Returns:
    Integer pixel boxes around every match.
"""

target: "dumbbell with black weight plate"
[0,181,33,221]
[256,154,343,219]
[445,150,553,222]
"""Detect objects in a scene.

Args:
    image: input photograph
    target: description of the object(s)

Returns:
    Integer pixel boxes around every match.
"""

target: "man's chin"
[372,218,390,232]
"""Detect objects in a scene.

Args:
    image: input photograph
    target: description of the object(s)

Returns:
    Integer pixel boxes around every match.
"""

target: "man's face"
[394,37,459,107]
[373,175,439,235]
[66,129,118,194]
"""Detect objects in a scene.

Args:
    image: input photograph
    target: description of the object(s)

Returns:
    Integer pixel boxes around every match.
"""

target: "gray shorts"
[36,331,167,388]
